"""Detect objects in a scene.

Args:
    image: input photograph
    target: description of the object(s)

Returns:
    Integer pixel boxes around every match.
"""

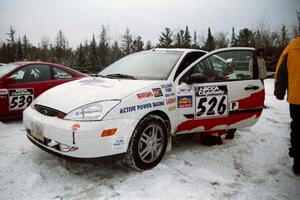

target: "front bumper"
[23,106,138,159]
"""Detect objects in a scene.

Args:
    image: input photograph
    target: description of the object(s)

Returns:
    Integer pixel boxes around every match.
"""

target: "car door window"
[180,50,254,84]
[174,51,206,80]
[52,67,73,80]
[10,64,51,83]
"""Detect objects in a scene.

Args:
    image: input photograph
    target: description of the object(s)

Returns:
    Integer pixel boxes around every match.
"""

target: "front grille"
[34,104,66,118]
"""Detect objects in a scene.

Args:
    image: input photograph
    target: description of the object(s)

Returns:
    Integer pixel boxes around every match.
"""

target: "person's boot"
[293,158,300,176]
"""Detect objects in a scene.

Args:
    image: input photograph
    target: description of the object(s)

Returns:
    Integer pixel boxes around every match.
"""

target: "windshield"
[0,63,21,78]
[99,51,183,80]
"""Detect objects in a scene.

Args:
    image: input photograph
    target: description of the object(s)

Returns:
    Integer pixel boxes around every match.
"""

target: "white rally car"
[23,48,264,170]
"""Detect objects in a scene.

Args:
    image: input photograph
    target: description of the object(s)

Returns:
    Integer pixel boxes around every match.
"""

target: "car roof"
[150,48,207,54]
[11,61,63,66]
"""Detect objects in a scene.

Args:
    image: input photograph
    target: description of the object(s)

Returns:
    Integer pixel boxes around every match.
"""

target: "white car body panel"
[36,77,159,113]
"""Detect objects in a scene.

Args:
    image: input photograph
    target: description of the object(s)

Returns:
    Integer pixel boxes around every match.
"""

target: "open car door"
[175,47,265,133]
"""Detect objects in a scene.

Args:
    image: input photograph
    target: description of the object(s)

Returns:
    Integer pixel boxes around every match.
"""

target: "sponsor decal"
[177,84,192,94]
[152,101,164,107]
[0,89,8,96]
[195,85,228,118]
[230,101,239,111]
[161,83,173,88]
[9,88,34,111]
[178,96,193,108]
[152,88,163,97]
[168,105,176,111]
[196,85,227,97]
[112,135,126,151]
[161,83,174,94]
[165,92,175,97]
[120,106,136,114]
[120,101,165,114]
[166,97,176,105]
[137,91,153,99]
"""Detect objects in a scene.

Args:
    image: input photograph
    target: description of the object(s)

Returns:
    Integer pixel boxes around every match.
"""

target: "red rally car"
[0,61,86,119]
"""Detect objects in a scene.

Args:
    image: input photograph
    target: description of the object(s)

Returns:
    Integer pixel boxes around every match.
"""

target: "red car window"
[10,64,51,83]
[52,67,74,80]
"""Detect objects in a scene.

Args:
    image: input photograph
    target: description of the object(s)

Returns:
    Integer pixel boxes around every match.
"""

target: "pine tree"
[22,35,30,60]
[76,43,86,69]
[16,37,23,61]
[54,30,67,63]
[183,26,191,48]
[145,41,152,50]
[99,25,110,69]
[158,27,173,48]
[39,37,49,62]
[88,34,99,72]
[230,27,237,47]
[131,36,144,52]
[6,26,16,43]
[192,31,198,48]
[110,41,123,63]
[174,30,185,48]
[236,28,255,47]
[204,27,215,51]
[121,28,133,55]
[5,26,17,62]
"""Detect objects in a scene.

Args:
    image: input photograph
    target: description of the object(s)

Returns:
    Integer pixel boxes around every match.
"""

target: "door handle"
[244,85,259,90]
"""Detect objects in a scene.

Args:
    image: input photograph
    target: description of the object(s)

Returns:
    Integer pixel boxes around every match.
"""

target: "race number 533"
[9,89,34,110]
[195,85,228,118]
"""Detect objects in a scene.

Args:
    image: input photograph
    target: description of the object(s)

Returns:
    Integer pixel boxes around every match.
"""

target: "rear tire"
[124,115,168,171]
[225,129,236,139]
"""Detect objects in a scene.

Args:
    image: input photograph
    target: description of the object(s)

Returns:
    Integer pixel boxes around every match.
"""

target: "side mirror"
[2,77,16,85]
[185,73,208,84]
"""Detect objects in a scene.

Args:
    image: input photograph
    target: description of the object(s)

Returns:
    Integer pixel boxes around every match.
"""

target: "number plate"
[31,122,44,142]
[195,85,228,118]
[9,88,34,111]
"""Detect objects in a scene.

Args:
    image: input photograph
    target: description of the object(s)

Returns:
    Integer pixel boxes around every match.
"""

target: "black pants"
[289,104,300,159]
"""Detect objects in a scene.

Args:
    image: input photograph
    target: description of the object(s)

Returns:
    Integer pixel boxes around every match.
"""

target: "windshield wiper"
[105,73,137,80]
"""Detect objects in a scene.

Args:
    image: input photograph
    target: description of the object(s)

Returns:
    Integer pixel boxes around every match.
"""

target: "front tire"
[124,115,168,171]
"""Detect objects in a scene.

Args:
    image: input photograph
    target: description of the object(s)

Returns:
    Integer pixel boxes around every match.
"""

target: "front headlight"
[64,100,121,121]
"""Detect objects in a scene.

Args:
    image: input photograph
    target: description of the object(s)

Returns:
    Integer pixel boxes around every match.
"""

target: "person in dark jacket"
[274,37,300,176]
[249,48,267,80]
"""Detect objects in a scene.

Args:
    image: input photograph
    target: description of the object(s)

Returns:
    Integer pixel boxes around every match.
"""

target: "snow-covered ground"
[0,79,299,200]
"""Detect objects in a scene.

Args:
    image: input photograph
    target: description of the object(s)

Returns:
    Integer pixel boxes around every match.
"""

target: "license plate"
[31,122,44,142]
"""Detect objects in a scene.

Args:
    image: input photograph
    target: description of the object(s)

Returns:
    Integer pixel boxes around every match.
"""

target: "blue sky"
[0,0,299,47]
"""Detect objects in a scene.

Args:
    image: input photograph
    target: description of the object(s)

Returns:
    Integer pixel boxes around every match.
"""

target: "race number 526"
[195,85,228,118]
[9,89,34,110]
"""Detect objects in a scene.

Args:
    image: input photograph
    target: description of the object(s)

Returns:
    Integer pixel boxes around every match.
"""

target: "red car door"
[2,64,52,117]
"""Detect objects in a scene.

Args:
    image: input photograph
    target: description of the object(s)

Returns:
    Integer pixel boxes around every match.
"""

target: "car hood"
[35,77,160,113]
